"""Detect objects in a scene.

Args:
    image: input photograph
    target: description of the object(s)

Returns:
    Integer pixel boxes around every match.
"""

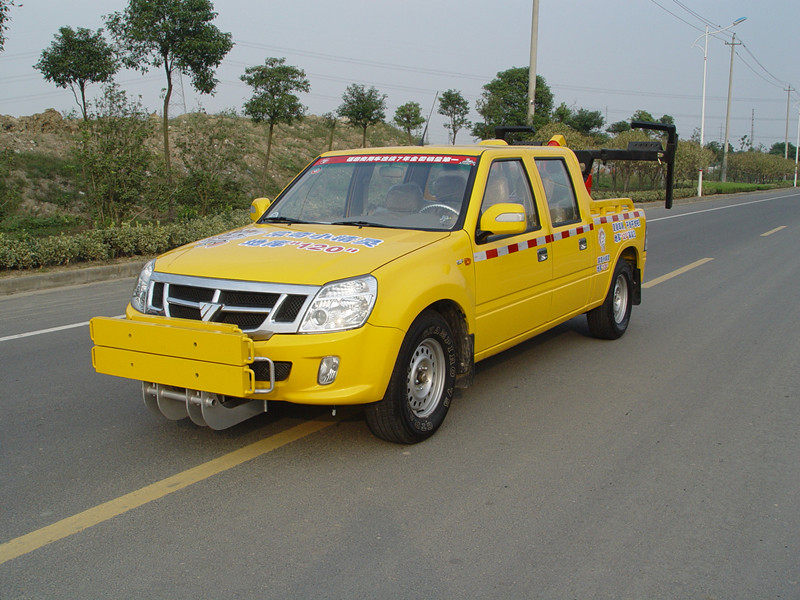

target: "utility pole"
[785,86,795,159]
[794,104,800,187]
[795,104,800,187]
[692,18,745,194]
[721,33,741,182]
[527,0,539,124]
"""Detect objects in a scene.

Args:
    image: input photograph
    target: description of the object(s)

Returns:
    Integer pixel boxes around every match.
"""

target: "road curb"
[0,260,146,296]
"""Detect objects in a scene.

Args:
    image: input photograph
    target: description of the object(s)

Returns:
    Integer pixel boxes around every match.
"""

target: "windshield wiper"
[259,215,309,225]
[328,220,391,228]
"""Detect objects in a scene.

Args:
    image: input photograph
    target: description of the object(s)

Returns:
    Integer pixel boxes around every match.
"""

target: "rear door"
[533,158,596,321]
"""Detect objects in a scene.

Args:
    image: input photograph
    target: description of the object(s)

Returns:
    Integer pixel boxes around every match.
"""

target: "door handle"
[538,248,548,262]
[579,237,588,251]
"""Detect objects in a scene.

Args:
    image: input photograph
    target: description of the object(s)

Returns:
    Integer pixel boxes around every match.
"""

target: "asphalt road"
[1,189,799,599]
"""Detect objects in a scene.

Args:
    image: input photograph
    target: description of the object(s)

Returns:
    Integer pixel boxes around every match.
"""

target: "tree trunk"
[162,63,173,218]
[79,82,88,121]
[263,123,274,194]
[361,126,367,148]
[327,119,336,151]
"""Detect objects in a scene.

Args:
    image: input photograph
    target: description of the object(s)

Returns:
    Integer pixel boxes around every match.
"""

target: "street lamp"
[693,17,746,196]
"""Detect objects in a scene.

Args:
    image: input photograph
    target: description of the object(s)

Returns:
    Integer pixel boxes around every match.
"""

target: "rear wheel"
[365,310,456,444]
[587,260,633,340]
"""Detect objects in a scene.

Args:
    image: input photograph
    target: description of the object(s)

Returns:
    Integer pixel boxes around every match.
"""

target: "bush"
[0,210,249,270]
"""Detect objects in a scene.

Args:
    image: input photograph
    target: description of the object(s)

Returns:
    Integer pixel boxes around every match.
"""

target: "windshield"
[262,154,477,231]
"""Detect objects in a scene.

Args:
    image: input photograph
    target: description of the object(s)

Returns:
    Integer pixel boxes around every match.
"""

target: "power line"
[233,39,490,83]
[656,0,795,100]
[671,0,719,29]
[739,42,790,88]
[648,0,704,32]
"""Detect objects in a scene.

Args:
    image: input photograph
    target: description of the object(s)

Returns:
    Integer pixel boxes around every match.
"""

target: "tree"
[174,111,250,215]
[394,101,425,145]
[35,27,119,121]
[106,0,233,192]
[674,140,715,184]
[565,108,603,135]
[76,84,156,224]
[768,141,797,158]
[0,0,16,52]
[438,89,471,145]
[241,57,310,191]
[631,109,655,123]
[323,112,337,151]
[552,102,572,123]
[472,68,553,139]
[607,120,631,135]
[337,84,386,148]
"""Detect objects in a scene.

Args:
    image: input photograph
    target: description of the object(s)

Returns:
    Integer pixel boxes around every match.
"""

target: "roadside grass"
[702,180,790,195]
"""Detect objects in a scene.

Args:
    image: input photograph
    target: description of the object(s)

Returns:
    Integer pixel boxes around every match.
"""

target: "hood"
[154,223,450,285]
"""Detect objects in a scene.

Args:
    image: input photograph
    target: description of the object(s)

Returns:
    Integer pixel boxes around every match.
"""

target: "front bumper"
[90,309,404,405]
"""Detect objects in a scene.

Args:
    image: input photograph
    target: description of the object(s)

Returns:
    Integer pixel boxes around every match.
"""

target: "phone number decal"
[241,239,361,253]
[239,230,384,254]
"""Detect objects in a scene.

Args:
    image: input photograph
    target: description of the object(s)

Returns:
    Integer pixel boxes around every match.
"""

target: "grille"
[252,361,292,382]
[169,304,201,320]
[148,274,317,336]
[220,290,279,308]
[273,294,307,322]
[170,284,215,303]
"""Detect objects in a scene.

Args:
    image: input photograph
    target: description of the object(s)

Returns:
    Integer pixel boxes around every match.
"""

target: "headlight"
[131,259,156,313]
[299,276,378,333]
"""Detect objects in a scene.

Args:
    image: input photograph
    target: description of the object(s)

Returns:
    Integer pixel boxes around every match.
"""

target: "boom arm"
[573,120,678,209]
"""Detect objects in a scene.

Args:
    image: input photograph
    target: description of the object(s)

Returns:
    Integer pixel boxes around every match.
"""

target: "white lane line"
[648,195,790,222]
[0,315,124,343]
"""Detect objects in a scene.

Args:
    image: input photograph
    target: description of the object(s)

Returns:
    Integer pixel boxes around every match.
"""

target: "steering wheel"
[419,203,459,216]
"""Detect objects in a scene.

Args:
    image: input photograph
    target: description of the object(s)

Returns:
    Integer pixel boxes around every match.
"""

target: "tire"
[587,260,633,340]
[365,310,457,444]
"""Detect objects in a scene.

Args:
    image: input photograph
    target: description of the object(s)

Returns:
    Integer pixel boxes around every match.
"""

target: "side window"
[535,159,580,226]
[479,160,538,231]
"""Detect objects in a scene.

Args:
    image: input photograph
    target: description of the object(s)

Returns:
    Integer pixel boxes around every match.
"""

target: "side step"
[142,382,267,430]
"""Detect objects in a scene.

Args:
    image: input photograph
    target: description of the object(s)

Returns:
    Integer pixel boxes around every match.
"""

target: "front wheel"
[587,260,633,340]
[365,310,456,444]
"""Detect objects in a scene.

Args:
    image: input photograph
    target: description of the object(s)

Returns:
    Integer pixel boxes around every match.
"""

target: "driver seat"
[384,183,423,212]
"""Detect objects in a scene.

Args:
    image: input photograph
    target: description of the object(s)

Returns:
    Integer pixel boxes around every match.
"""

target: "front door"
[473,158,553,355]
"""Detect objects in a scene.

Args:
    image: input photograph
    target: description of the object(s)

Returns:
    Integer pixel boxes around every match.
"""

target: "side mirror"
[478,203,527,236]
[249,197,272,222]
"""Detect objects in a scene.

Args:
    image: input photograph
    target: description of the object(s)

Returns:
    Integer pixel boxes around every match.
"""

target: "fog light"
[318,356,340,385]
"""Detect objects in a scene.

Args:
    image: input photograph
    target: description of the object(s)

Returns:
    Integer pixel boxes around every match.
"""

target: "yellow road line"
[0,417,337,566]
[643,258,714,289]
[761,226,786,237]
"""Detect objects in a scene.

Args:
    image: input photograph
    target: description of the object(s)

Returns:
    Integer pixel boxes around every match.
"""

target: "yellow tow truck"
[91,121,676,443]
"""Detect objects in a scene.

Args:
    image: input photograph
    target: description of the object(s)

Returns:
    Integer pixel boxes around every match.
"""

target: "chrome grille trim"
[145,272,319,337]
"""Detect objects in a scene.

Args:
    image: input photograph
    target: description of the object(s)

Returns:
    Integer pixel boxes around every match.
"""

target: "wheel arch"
[619,246,642,305]
[429,299,474,389]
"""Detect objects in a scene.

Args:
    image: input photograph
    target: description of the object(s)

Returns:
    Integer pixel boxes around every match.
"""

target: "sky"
[1,0,799,149]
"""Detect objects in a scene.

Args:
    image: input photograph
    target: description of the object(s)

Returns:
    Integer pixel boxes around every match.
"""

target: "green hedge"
[591,187,697,203]
[0,210,249,271]
[592,181,788,203]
